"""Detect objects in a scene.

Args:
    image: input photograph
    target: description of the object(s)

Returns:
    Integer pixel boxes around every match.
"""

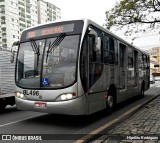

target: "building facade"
[0,0,61,50]
[146,47,160,76]
[37,0,61,24]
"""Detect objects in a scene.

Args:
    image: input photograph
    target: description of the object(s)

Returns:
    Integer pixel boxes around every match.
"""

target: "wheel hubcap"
[107,96,113,108]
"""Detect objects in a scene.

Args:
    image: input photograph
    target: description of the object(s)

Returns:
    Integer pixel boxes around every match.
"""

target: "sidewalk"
[91,95,160,143]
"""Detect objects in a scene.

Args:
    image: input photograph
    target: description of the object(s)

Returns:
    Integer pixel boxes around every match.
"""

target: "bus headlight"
[20,93,24,98]
[56,93,77,101]
[15,92,26,99]
[61,94,67,100]
[15,92,21,98]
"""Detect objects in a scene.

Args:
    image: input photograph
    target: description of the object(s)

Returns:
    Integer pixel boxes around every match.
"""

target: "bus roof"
[22,18,149,55]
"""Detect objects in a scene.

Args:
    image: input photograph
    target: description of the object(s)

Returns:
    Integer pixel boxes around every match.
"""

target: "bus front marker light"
[72,93,76,96]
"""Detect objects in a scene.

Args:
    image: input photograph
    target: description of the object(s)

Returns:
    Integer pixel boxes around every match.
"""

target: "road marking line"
[0,113,47,128]
[75,94,160,143]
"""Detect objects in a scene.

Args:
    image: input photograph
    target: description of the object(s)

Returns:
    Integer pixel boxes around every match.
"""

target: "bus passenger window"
[109,37,114,51]
[114,40,118,65]
[119,43,125,67]
[104,35,115,64]
[104,36,109,63]
[139,53,143,69]
[128,47,133,68]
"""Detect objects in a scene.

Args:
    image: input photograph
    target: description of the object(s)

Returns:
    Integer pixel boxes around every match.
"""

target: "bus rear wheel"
[140,83,145,98]
[106,90,116,114]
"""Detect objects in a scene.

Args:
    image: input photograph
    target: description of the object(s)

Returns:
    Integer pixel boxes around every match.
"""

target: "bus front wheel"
[106,90,116,114]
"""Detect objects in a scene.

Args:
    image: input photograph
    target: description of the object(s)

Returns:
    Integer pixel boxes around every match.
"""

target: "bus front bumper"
[15,95,87,115]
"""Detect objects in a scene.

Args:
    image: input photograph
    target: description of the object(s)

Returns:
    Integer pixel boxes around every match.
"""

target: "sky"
[45,0,160,49]
[45,0,116,26]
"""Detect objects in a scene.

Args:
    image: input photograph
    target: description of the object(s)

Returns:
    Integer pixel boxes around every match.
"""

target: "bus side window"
[104,35,116,64]
[119,43,126,67]
[109,37,115,64]
[144,55,148,69]
[114,40,118,65]
[128,47,133,68]
[104,36,109,63]
[139,53,143,69]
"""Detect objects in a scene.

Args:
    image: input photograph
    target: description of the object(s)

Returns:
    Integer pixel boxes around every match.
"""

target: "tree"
[105,0,160,39]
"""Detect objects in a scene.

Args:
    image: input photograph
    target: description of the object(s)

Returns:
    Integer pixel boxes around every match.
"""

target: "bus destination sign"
[26,23,74,39]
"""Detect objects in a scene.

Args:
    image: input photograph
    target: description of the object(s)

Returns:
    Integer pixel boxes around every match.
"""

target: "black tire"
[106,90,116,114]
[140,84,145,98]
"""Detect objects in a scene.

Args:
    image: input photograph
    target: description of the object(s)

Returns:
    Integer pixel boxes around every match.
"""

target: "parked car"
[150,75,155,84]
[155,76,160,81]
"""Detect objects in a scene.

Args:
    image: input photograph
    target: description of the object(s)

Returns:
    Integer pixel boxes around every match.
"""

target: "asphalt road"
[0,81,160,143]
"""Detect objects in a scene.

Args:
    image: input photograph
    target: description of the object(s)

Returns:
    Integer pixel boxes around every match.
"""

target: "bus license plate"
[35,102,47,108]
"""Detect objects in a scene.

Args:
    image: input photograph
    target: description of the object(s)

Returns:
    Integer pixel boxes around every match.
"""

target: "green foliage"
[105,0,160,37]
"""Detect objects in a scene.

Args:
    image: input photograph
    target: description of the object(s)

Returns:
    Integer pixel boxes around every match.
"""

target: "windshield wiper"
[46,33,66,63]
[29,39,40,67]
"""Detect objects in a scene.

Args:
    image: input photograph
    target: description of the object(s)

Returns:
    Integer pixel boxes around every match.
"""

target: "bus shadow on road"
[23,95,143,129]
[115,94,143,111]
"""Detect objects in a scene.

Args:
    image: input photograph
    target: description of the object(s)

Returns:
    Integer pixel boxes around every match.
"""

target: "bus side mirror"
[89,28,101,52]
[10,41,19,63]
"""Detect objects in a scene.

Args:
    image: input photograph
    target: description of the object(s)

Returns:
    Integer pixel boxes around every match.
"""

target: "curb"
[75,94,160,143]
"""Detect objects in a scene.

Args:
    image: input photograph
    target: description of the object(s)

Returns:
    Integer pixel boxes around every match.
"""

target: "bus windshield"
[16,35,80,89]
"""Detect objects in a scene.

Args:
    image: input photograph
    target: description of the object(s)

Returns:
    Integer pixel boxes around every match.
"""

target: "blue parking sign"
[42,78,49,86]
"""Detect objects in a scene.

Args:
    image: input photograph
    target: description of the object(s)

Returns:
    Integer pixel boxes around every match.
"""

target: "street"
[0,81,160,143]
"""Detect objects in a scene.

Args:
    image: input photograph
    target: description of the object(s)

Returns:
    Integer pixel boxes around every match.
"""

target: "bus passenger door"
[118,43,127,101]
[134,50,139,94]
[87,28,104,114]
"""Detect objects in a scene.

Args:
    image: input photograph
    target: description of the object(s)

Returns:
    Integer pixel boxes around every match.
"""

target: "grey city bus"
[14,19,150,115]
